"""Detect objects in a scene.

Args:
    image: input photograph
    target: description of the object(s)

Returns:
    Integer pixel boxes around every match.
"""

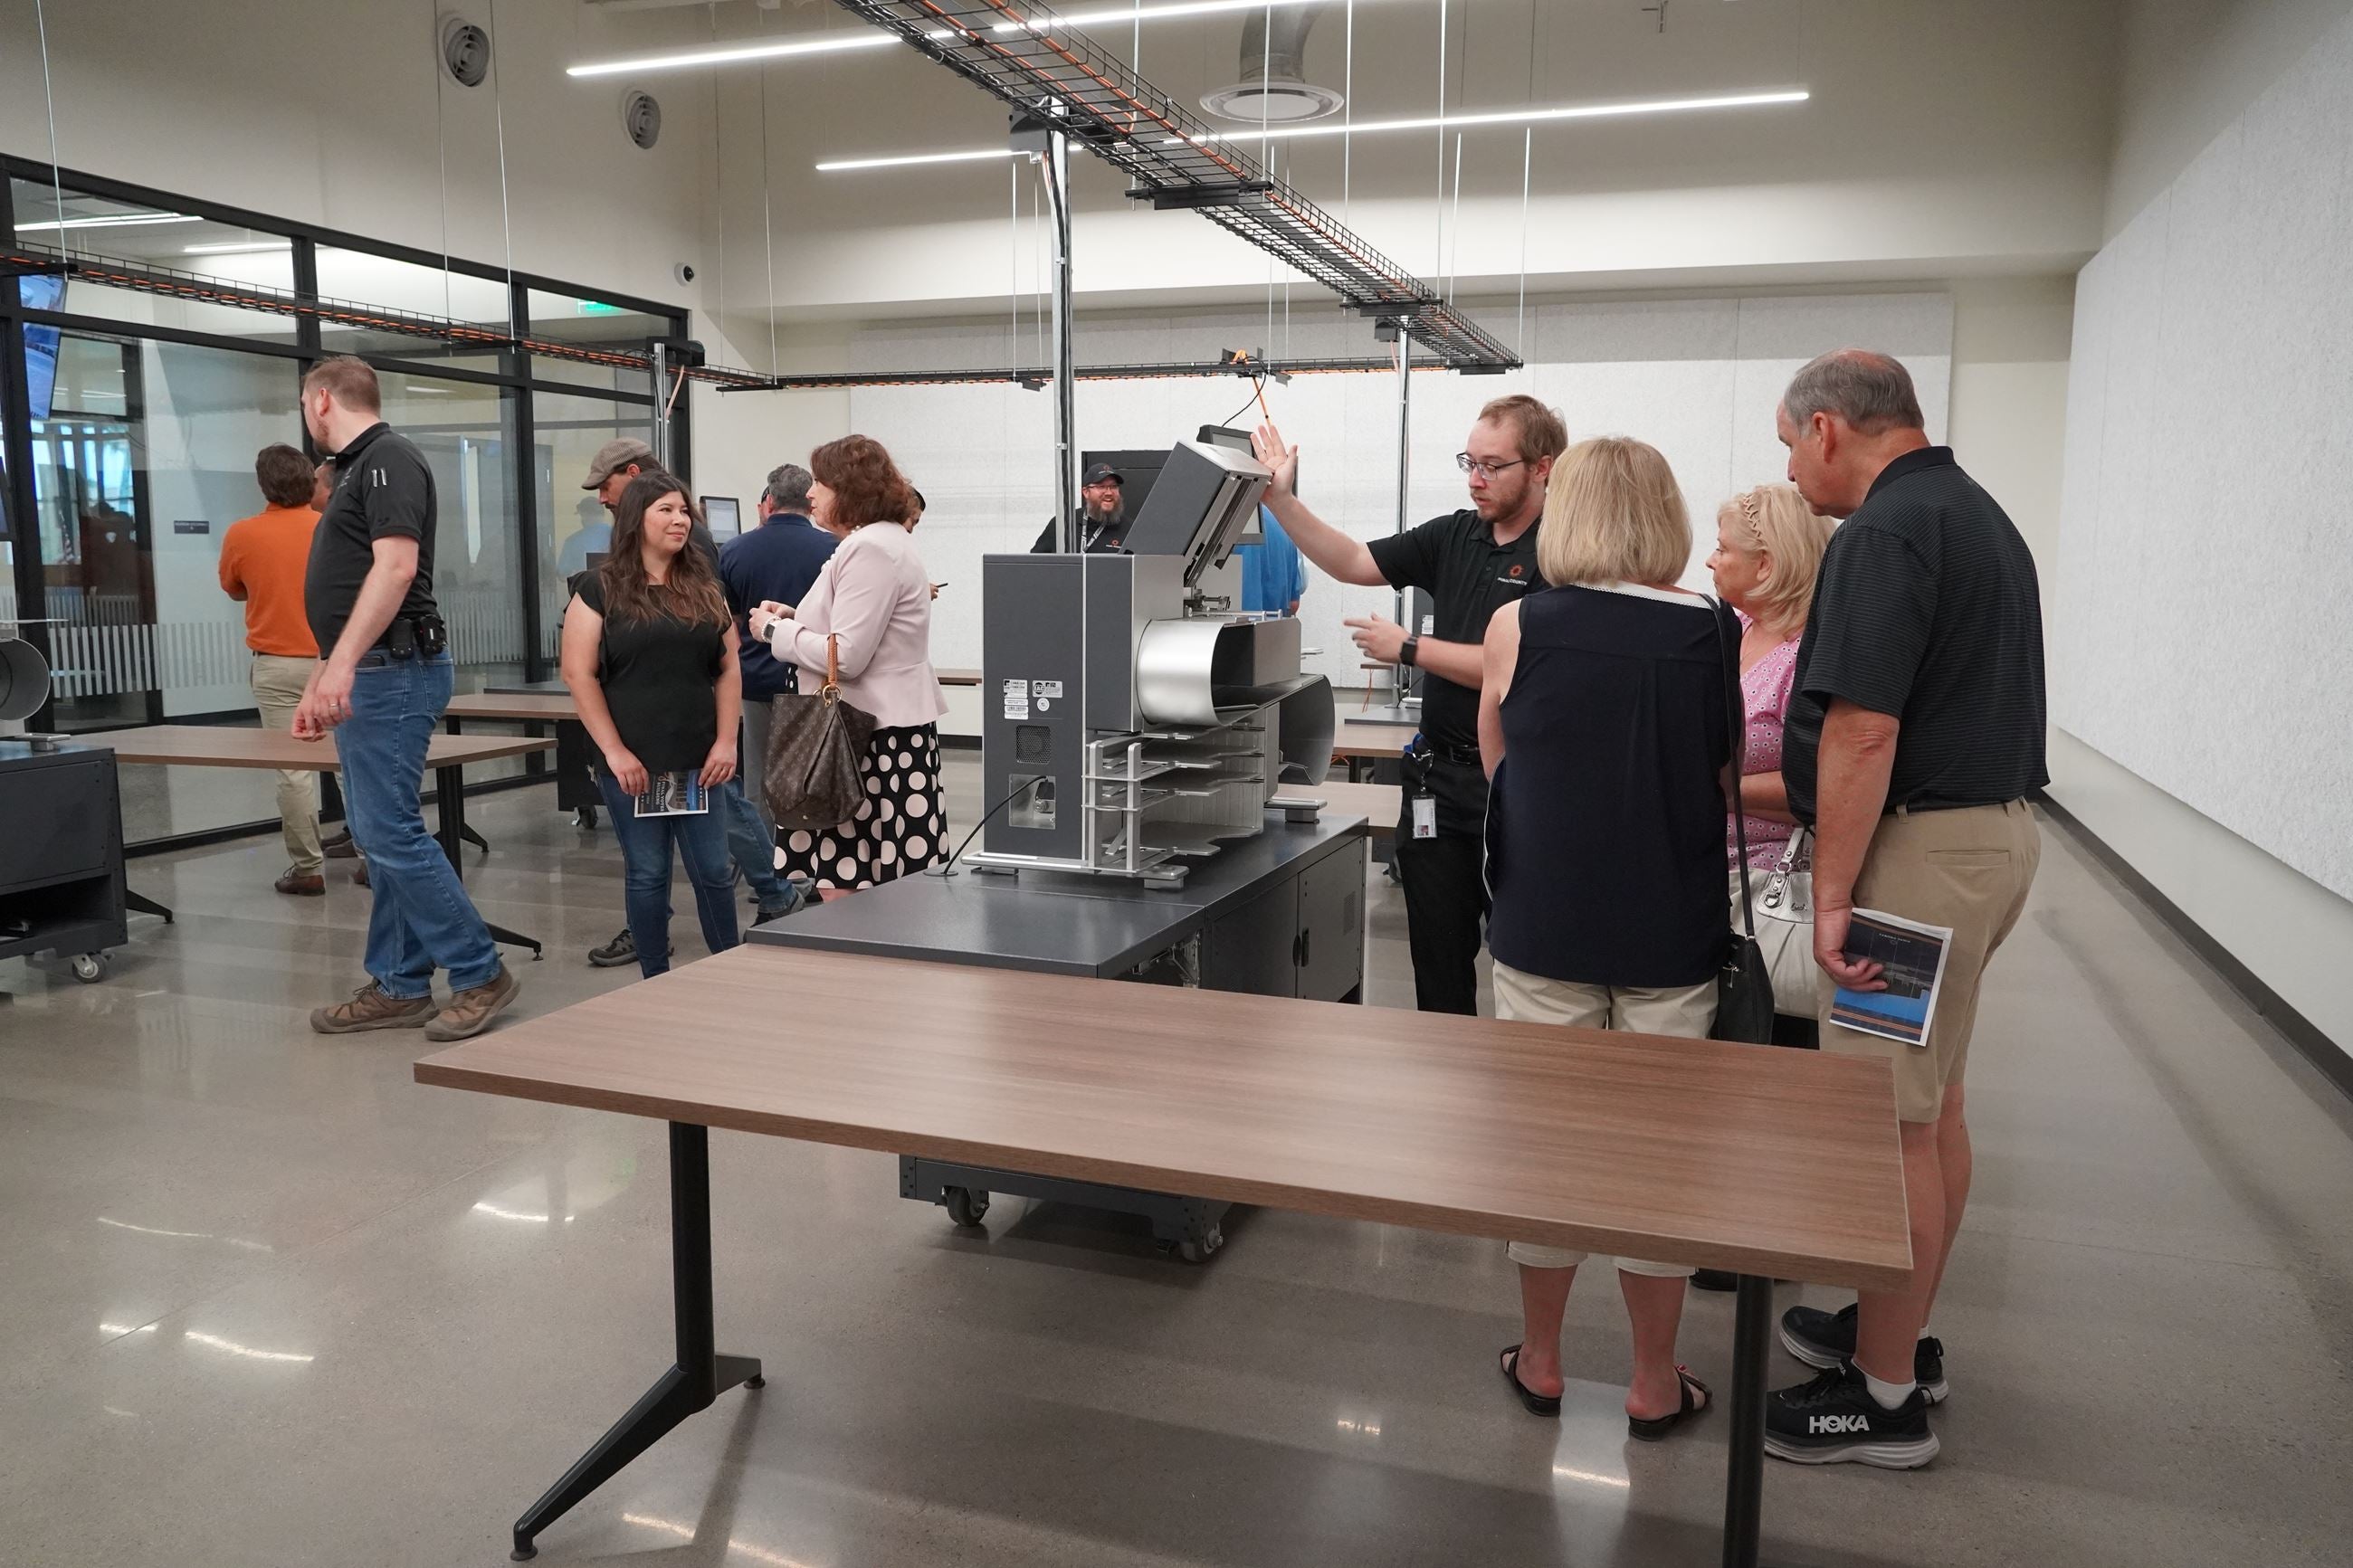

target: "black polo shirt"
[1367,508,1541,755]
[1784,446,2047,823]
[304,422,439,653]
[1029,513,1131,553]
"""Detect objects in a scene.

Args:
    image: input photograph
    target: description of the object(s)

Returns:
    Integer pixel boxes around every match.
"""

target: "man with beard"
[1253,395,1567,1014]
[1030,463,1129,553]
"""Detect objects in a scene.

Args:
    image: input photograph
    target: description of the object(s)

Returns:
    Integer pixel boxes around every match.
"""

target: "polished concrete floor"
[3,773,2349,1568]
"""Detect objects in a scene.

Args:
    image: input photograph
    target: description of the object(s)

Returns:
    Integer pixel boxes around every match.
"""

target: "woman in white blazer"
[747,434,948,891]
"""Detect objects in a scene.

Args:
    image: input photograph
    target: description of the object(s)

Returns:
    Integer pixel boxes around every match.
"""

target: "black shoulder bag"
[1709,597,1777,1044]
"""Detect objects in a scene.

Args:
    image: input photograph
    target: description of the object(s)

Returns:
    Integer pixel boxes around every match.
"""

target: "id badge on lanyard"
[1405,747,1439,840]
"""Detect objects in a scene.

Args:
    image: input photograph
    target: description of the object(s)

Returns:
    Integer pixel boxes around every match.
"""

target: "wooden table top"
[416,946,1910,1288]
[90,725,551,772]
[1300,780,1398,837]
[1332,718,1414,760]
[444,691,579,722]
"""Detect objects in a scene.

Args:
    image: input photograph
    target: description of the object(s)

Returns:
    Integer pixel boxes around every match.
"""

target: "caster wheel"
[943,1186,990,1228]
[1175,1227,1224,1266]
[743,1374,766,1390]
[71,953,106,984]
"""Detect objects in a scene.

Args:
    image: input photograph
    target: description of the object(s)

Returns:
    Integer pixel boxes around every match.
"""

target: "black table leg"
[510,1122,763,1562]
[123,889,175,924]
[1722,1275,1773,1568]
[434,764,542,960]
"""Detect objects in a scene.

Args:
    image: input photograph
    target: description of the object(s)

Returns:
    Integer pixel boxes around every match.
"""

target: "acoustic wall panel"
[2054,7,2353,901]
[847,291,1951,704]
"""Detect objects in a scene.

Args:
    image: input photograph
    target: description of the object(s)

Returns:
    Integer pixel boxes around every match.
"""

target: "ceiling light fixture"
[570,0,1398,78]
[14,213,201,232]
[183,240,295,255]
[817,88,1809,172]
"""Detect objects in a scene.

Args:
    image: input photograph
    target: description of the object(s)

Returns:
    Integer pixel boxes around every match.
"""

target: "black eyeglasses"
[1455,453,1527,479]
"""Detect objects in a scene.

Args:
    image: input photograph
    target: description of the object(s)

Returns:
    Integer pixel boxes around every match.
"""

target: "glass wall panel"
[531,388,655,661]
[314,247,509,357]
[525,287,666,348]
[374,370,525,695]
[12,177,305,347]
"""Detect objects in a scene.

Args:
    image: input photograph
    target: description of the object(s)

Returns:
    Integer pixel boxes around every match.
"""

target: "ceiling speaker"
[624,91,662,151]
[441,17,491,89]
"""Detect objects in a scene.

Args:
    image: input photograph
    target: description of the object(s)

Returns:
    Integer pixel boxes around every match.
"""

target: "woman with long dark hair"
[748,434,947,892]
[561,470,743,975]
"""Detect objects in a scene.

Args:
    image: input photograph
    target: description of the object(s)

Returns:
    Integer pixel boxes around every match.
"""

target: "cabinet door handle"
[1299,927,1311,968]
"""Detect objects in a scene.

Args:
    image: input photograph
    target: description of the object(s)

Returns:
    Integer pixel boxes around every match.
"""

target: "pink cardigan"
[765,520,947,729]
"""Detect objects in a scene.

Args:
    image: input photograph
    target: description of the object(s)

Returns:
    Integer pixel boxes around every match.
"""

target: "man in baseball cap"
[583,436,658,503]
[1030,461,1129,553]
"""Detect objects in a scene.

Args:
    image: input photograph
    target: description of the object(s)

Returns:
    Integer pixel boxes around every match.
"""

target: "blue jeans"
[595,770,741,978]
[722,775,790,912]
[332,651,500,997]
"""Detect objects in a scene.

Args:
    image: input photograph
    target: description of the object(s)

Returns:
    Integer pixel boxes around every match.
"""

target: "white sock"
[1860,1366,1916,1411]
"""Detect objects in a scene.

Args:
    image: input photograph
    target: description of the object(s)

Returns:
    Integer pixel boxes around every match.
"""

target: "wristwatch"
[1400,634,1421,669]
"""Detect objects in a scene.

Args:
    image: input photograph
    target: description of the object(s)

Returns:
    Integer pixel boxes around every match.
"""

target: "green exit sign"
[577,299,624,316]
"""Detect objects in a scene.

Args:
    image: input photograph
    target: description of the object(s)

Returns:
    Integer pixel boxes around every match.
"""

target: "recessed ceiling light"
[816,89,1810,172]
[14,213,202,232]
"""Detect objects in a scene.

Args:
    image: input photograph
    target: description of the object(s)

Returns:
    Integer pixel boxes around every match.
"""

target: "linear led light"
[815,147,1026,173]
[1165,89,1814,146]
[569,0,1393,77]
[14,213,201,232]
[818,89,1810,172]
[184,240,294,255]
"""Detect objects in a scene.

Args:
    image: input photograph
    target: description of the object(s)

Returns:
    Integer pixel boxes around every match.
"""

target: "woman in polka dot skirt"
[748,434,948,893]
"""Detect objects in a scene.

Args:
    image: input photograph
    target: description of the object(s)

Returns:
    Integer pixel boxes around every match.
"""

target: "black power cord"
[1214,372,1266,432]
[925,774,1047,879]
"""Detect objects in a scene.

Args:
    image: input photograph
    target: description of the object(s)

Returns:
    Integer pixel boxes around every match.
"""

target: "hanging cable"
[1434,0,1447,278]
[33,0,64,244]
[485,0,518,324]
[428,0,453,318]
[1518,128,1531,356]
[1215,374,1268,431]
[757,7,779,375]
[1341,0,1355,234]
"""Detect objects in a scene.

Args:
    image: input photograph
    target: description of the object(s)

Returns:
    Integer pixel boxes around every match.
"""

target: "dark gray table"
[749,808,1370,1259]
[481,679,598,822]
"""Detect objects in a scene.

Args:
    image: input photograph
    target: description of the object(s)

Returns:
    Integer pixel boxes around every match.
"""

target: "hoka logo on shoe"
[1809,1413,1872,1435]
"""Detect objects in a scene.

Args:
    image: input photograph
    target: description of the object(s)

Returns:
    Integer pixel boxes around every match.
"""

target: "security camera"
[673,262,697,286]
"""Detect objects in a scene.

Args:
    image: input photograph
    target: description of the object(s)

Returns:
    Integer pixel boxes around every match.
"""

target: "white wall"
[2051,2,2353,1060]
[819,291,1950,685]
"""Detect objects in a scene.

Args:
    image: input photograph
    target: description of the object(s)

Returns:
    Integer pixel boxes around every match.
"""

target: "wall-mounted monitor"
[700,495,741,540]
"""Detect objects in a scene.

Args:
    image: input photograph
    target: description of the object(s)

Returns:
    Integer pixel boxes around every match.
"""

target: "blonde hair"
[1536,437,1691,588]
[1719,483,1833,636]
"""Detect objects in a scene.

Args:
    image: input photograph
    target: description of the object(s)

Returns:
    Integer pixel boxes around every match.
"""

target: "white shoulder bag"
[1734,826,1816,1016]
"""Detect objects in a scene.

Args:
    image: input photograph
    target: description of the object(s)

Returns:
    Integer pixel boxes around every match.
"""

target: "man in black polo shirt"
[292,356,518,1041]
[1253,394,1567,1014]
[1030,463,1130,553]
[1763,349,2044,1469]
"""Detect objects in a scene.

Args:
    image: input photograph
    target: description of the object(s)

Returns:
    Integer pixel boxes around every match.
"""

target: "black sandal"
[1626,1364,1711,1441]
[1498,1345,1562,1418]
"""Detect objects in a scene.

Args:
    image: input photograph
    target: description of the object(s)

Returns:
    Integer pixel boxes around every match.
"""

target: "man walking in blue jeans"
[293,356,519,1041]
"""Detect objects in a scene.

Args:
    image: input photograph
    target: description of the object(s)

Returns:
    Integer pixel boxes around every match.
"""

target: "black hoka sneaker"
[1765,1363,1939,1468]
[1779,1302,1948,1403]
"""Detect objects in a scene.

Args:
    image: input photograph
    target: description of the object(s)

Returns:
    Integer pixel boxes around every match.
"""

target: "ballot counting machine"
[970,439,1336,885]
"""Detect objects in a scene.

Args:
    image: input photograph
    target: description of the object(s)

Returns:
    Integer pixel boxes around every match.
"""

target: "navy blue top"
[717,513,839,699]
[1485,583,1731,990]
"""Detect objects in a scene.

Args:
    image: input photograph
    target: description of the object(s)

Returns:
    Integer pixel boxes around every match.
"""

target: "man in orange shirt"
[219,443,327,895]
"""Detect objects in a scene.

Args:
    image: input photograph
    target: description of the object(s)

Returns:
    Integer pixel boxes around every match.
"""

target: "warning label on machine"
[1002,679,1031,720]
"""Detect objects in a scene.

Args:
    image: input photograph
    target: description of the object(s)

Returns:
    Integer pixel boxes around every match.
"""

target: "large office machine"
[972,439,1335,884]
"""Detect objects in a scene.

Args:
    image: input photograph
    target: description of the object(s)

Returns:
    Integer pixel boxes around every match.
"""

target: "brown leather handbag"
[760,632,878,831]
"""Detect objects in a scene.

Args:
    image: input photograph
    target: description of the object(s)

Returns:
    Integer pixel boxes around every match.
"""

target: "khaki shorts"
[1818,800,2040,1124]
[1491,961,1715,1277]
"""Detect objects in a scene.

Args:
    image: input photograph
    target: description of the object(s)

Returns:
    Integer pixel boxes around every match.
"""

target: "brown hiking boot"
[424,964,520,1041]
[275,866,326,897]
[322,830,357,860]
[310,982,435,1035]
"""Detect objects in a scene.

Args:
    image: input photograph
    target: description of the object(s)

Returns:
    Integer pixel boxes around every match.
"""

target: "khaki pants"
[1818,799,2040,1123]
[251,653,322,873]
[1491,961,1716,1276]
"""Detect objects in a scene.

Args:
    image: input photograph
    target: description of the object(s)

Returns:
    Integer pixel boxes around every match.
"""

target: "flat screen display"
[700,495,740,540]
[18,273,65,422]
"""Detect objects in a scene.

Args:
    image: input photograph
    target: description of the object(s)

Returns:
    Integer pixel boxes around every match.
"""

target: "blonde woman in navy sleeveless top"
[1479,437,1731,1440]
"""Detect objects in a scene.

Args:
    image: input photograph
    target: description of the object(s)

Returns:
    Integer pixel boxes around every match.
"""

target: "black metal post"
[510,1123,762,1562]
[433,761,540,960]
[1722,1276,1773,1568]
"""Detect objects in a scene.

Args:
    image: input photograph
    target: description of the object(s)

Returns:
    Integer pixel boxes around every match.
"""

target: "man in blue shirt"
[719,462,841,804]
[1233,504,1305,615]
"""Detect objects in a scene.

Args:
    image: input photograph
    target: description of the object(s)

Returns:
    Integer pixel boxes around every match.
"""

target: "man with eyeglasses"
[1253,394,1567,1014]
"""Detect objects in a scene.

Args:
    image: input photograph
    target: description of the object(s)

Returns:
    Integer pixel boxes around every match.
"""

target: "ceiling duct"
[441,16,491,88]
[1202,5,1342,124]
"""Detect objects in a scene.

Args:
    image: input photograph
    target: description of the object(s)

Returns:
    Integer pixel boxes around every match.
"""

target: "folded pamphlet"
[632,770,709,817]
[1828,908,1954,1049]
